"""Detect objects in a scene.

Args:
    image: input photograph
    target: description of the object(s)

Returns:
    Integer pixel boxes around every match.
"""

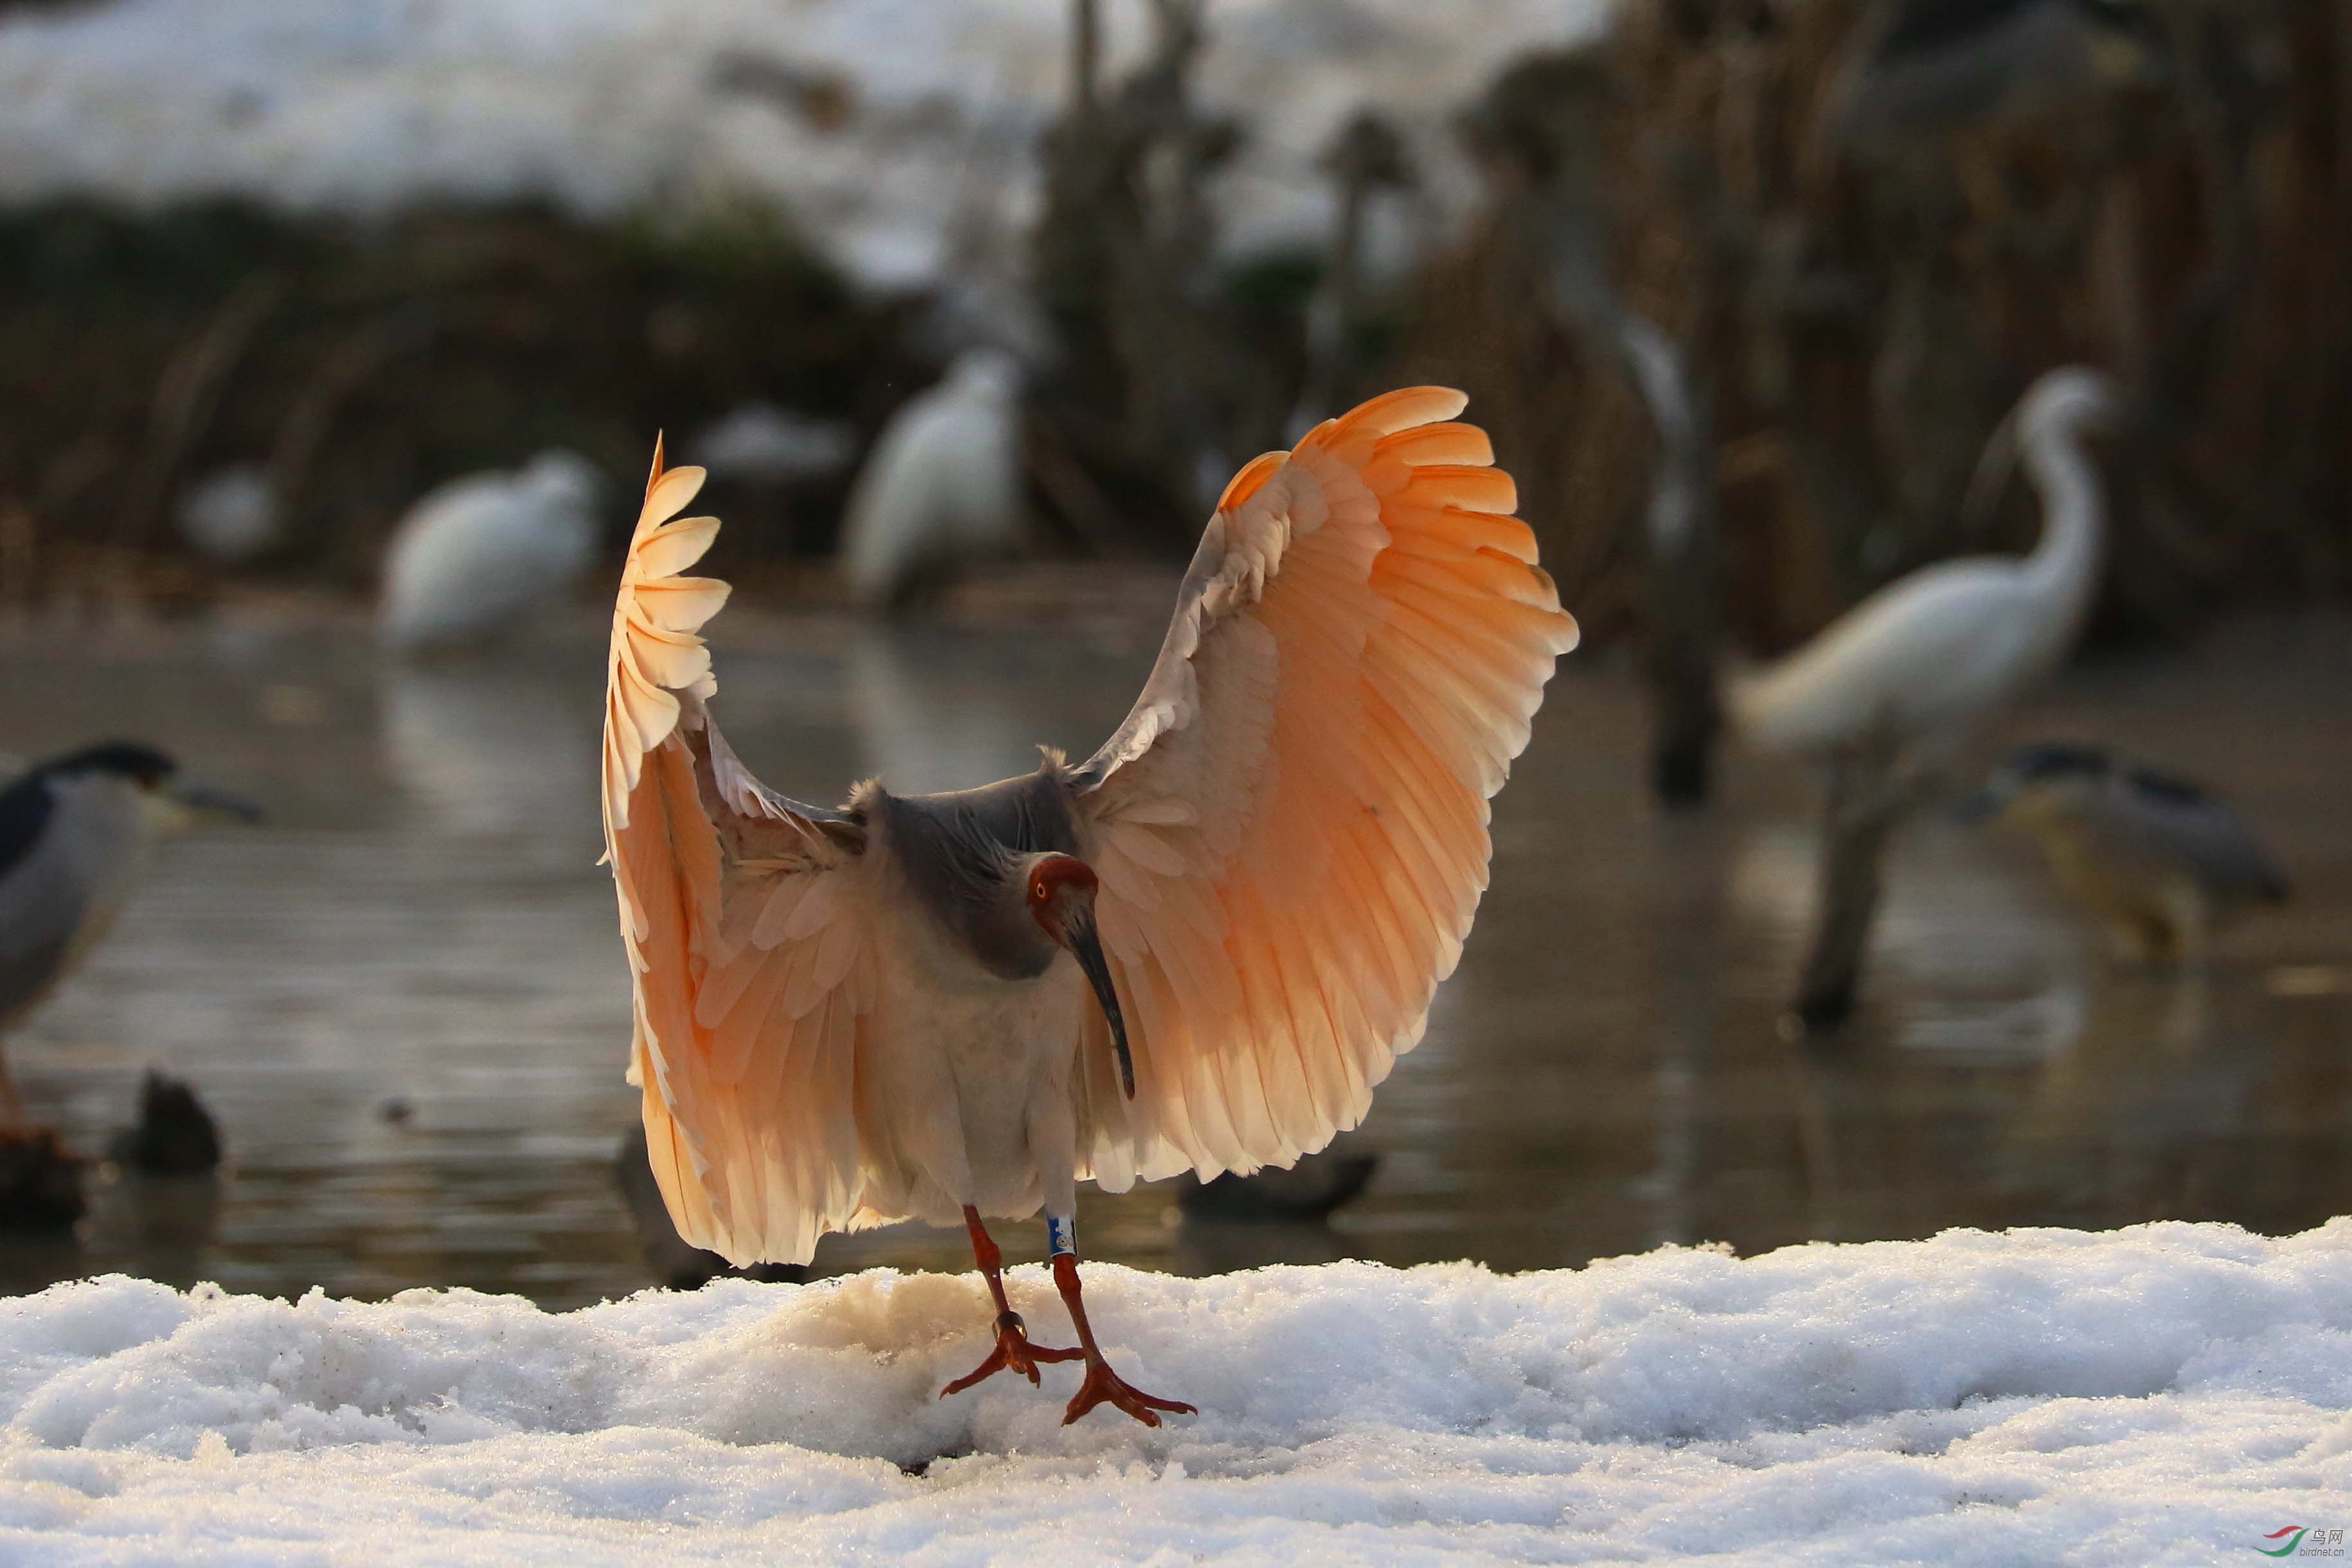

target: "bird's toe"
[1060,1360,1196,1427]
[941,1314,1080,1399]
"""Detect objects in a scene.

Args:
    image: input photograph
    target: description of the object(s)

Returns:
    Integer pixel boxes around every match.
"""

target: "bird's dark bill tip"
[1062,911,1136,1099]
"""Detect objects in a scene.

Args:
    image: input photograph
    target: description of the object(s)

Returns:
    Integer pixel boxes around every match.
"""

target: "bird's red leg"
[1051,1250,1196,1427]
[940,1206,1080,1398]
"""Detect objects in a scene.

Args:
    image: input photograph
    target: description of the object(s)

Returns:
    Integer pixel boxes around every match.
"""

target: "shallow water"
[1,607,2348,1308]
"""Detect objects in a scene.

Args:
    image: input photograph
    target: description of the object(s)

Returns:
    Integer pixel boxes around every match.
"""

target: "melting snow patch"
[0,1221,2348,1564]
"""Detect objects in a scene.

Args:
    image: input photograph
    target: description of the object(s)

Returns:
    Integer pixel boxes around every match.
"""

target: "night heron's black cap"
[0,743,184,879]
[2000,740,2114,783]
[1952,740,2112,821]
[1994,742,2217,809]
[1,742,258,868]
[35,740,179,785]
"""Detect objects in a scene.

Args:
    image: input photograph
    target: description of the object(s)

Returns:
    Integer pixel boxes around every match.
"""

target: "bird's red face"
[1026,854,1099,940]
[1026,855,1132,1099]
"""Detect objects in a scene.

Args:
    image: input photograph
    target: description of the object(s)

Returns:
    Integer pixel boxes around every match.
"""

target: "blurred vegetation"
[0,198,924,607]
[1373,0,2351,654]
[1,0,2346,654]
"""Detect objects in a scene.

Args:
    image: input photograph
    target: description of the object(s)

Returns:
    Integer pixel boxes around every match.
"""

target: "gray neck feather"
[874,766,1083,981]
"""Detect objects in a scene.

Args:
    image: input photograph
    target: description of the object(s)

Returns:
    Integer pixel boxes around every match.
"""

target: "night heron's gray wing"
[2109,769,2289,903]
[0,777,86,1030]
[1067,389,1577,1188]
[602,447,877,1267]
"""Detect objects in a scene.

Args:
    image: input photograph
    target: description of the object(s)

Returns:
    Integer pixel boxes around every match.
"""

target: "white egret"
[1731,366,2119,1027]
[837,350,1025,608]
[691,404,857,485]
[175,465,280,566]
[379,451,603,655]
[1734,368,2117,760]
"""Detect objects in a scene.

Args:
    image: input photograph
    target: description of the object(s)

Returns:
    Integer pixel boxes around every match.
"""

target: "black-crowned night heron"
[1730,366,2119,1029]
[0,742,257,1129]
[1825,0,2167,148]
[1960,742,2287,963]
[1732,367,2119,761]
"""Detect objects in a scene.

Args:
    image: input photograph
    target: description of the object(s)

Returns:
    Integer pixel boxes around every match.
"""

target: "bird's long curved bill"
[1062,907,1135,1100]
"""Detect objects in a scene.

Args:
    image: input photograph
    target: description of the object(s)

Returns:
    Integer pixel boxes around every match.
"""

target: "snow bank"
[0,0,1602,289]
[2,1221,2348,1564]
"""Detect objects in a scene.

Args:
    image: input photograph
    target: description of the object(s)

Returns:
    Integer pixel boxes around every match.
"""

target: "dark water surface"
[2,607,2347,1307]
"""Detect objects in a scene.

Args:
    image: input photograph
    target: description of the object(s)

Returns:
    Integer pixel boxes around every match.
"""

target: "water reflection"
[846,625,1060,792]
[380,659,599,837]
[0,612,2344,1306]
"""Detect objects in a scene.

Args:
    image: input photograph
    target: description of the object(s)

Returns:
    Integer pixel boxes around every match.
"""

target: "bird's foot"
[1060,1357,1196,1428]
[940,1310,1081,1397]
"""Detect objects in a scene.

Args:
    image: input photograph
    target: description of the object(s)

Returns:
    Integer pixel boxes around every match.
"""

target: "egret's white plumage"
[379,450,603,654]
[1731,368,2117,758]
[837,349,1024,606]
[600,389,1578,1277]
[691,404,857,485]
[175,465,280,565]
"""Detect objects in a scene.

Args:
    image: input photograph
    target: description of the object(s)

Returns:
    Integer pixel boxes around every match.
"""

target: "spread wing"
[1066,388,1579,1188]
[601,441,878,1267]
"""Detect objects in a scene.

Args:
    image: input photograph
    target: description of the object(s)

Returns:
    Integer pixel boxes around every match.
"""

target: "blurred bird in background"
[600,388,1576,1424]
[1733,369,2116,762]
[1732,366,2119,1028]
[1959,742,2287,963]
[379,450,604,654]
[174,465,281,567]
[837,348,1026,609]
[0,742,257,1131]
[691,405,857,487]
[1823,0,2168,150]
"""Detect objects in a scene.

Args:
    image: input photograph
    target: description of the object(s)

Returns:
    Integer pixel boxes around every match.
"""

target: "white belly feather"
[855,899,1089,1229]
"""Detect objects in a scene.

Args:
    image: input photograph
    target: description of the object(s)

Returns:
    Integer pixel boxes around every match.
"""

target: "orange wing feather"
[1071,388,1578,1186]
[602,445,875,1267]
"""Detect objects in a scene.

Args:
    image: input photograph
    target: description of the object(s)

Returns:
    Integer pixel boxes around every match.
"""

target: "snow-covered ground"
[2,1220,2348,1564]
[0,0,1603,289]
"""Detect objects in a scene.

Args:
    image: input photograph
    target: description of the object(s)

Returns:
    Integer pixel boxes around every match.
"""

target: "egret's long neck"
[2021,424,2103,618]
